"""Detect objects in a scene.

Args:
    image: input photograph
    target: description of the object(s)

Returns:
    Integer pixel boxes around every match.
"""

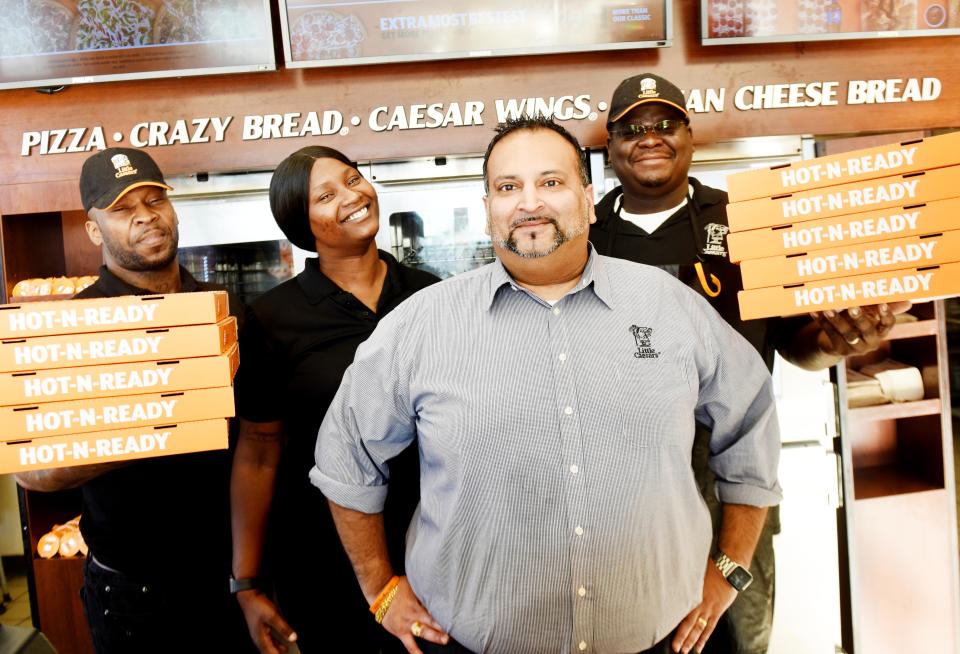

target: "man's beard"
[104,226,179,271]
[496,214,586,259]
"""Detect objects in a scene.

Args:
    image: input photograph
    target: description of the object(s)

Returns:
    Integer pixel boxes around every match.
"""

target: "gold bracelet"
[374,583,400,624]
[369,575,401,623]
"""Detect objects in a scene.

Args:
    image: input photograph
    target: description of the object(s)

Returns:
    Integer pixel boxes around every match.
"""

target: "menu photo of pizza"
[289,8,366,61]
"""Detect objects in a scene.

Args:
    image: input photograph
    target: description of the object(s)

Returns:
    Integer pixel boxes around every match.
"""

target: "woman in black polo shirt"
[230,146,438,654]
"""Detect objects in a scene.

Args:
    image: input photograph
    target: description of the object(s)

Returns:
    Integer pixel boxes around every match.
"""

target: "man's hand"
[811,301,911,357]
[236,590,297,654]
[381,577,449,654]
[671,561,737,654]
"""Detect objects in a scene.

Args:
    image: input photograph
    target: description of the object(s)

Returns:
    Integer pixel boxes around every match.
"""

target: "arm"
[674,504,767,654]
[16,462,128,492]
[230,418,297,654]
[328,501,448,654]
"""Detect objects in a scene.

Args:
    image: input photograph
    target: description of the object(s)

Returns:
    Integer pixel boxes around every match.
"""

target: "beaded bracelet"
[369,575,401,624]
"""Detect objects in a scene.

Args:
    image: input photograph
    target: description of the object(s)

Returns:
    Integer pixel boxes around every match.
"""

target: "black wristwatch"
[229,575,259,594]
[713,552,753,592]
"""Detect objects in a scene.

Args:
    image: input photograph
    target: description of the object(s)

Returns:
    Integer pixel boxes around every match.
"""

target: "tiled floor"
[0,557,31,628]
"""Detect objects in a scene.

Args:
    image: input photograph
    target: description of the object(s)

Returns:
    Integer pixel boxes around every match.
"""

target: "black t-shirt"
[74,265,242,580]
[590,178,804,371]
[233,251,438,573]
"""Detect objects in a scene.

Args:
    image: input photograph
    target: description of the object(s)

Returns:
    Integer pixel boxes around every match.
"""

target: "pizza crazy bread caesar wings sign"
[726,131,960,319]
[0,291,238,473]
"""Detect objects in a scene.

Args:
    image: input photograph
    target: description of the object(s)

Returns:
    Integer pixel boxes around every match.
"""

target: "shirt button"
[578,586,587,597]
[575,526,584,536]
[553,307,561,316]
[578,641,588,651]
[558,353,567,362]
[564,406,573,415]
[570,464,579,474]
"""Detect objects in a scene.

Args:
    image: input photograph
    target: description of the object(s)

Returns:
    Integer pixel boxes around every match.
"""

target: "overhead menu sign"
[279,0,670,67]
[702,0,959,44]
[0,0,275,91]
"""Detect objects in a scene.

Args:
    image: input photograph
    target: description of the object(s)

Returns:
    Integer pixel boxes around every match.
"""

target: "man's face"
[86,186,179,271]
[607,103,693,196]
[484,129,595,260]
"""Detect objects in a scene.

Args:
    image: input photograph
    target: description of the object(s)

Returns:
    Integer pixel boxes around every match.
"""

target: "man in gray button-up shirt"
[312,116,781,654]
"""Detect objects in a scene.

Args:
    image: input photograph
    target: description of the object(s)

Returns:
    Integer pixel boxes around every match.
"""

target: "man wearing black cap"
[591,74,904,654]
[16,147,252,654]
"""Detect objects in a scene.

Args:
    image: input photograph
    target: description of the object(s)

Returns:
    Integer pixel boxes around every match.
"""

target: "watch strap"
[229,576,258,594]
[714,552,739,577]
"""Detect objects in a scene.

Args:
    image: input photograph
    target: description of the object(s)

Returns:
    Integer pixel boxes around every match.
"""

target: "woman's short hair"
[269,146,356,251]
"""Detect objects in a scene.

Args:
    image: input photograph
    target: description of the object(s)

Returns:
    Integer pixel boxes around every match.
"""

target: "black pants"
[81,557,255,654]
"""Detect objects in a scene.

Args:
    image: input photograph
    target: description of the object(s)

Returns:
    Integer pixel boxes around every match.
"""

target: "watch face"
[728,566,754,591]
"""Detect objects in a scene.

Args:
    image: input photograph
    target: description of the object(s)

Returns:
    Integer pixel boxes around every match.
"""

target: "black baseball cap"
[607,73,689,124]
[80,147,172,212]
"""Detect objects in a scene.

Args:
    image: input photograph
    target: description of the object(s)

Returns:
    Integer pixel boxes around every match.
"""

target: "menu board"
[702,0,960,42]
[0,0,275,90]
[280,0,670,68]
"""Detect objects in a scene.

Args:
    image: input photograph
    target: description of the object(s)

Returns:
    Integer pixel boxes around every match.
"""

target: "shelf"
[887,320,938,340]
[853,464,943,500]
[846,398,941,422]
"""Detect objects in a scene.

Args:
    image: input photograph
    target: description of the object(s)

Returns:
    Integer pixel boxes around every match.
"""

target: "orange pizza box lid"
[0,386,235,442]
[0,290,229,339]
[727,165,960,233]
[0,317,236,373]
[727,131,960,202]
[738,261,960,320]
[0,419,228,474]
[739,229,960,290]
[727,196,960,263]
[0,351,237,406]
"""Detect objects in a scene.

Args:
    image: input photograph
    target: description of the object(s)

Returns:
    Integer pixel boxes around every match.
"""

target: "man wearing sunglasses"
[590,74,905,654]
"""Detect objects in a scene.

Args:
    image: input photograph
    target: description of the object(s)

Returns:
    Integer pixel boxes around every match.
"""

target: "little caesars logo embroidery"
[702,222,729,257]
[111,154,138,179]
[639,77,659,98]
[630,325,659,359]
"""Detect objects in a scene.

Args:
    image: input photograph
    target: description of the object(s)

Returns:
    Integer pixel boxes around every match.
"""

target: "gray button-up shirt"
[312,251,781,654]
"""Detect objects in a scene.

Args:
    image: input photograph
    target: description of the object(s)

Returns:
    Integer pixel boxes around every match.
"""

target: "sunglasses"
[610,119,688,140]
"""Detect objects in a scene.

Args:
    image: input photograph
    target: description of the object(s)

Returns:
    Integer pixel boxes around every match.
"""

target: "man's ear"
[585,185,597,225]
[85,218,103,246]
[482,194,491,236]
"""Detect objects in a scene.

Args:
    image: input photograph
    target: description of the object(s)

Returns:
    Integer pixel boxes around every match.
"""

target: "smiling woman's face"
[607,103,694,199]
[306,157,380,251]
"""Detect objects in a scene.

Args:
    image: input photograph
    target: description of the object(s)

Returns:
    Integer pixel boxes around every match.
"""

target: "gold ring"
[697,616,708,628]
[411,621,423,638]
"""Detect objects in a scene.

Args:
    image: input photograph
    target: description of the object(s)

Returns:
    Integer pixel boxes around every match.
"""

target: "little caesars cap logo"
[630,325,659,359]
[702,223,729,257]
[111,154,138,179]
[639,77,659,98]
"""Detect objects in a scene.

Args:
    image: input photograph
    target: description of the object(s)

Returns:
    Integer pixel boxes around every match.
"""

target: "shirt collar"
[484,245,614,311]
[297,250,403,305]
[92,264,201,295]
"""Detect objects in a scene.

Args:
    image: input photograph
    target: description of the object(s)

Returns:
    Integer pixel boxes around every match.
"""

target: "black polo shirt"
[233,251,437,582]
[74,265,242,579]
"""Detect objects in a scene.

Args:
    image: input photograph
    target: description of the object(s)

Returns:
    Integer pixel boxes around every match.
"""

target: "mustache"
[510,215,558,229]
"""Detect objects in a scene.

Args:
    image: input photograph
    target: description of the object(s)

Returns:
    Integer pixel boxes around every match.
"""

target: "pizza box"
[727,196,960,263]
[726,130,960,202]
[0,290,229,339]
[740,230,960,290]
[0,385,235,441]
[0,343,239,406]
[0,317,236,373]
[727,165,960,233]
[738,261,960,320]
[0,418,229,474]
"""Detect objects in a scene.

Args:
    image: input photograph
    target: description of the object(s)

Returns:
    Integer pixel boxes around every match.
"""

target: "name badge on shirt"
[702,223,730,257]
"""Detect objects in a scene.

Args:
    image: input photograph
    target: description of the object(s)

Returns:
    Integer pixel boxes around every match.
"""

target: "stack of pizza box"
[0,291,238,474]
[725,130,960,321]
